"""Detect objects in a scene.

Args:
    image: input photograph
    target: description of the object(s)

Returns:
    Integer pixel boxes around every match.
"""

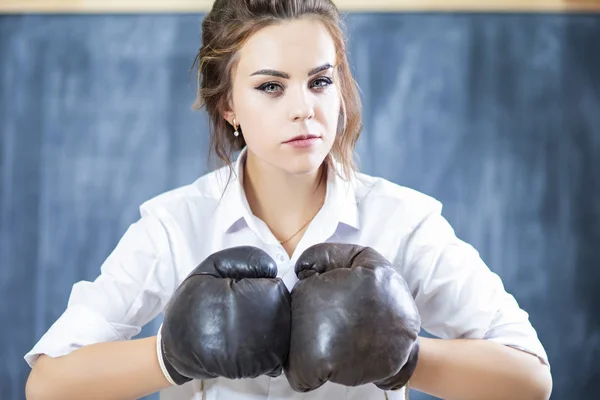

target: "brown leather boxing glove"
[285,243,420,392]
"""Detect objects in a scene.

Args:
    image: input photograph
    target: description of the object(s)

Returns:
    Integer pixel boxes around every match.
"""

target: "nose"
[288,88,315,122]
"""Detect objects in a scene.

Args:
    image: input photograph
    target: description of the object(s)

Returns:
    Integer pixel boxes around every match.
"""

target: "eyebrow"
[249,63,334,79]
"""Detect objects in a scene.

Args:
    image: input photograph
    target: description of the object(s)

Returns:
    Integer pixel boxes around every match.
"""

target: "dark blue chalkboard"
[1,12,599,400]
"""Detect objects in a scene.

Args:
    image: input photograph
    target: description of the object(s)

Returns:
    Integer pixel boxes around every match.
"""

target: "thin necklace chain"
[278,174,326,245]
[278,194,325,244]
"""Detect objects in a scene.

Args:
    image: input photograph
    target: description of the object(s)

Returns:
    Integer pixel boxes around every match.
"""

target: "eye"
[256,82,283,94]
[311,77,333,90]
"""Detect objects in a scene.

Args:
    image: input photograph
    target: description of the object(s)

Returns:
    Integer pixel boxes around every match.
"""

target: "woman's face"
[226,16,341,176]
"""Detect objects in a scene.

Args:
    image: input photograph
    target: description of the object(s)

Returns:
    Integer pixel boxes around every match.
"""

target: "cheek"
[234,90,277,140]
[319,91,342,131]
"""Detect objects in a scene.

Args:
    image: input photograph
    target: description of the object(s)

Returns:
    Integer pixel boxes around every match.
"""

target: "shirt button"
[276,253,286,262]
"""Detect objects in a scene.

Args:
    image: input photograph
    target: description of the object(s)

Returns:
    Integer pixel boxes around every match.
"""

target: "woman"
[24,0,552,399]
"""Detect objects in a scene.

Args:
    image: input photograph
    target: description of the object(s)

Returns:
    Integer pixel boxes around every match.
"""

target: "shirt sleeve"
[397,201,550,367]
[24,210,178,368]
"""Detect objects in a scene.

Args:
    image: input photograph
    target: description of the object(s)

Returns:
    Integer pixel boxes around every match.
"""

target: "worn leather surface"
[161,246,292,382]
[286,243,421,392]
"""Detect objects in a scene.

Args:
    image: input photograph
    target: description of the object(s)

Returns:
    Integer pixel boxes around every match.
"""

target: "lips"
[284,134,320,143]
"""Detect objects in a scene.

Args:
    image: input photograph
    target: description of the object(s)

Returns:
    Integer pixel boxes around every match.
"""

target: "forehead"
[236,17,337,75]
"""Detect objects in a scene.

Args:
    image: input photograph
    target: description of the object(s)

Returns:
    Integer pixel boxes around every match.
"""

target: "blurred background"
[1,0,599,399]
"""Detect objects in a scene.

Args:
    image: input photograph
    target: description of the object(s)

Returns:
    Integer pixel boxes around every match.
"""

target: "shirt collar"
[324,156,360,231]
[216,147,253,234]
[216,147,360,238]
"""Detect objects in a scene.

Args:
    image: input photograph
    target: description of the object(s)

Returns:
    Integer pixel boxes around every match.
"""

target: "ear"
[221,95,235,125]
[223,110,235,126]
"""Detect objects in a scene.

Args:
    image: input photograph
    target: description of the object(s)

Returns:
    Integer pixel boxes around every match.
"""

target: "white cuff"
[156,324,177,386]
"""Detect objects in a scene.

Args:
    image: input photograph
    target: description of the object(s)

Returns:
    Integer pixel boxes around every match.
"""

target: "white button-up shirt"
[24,149,549,400]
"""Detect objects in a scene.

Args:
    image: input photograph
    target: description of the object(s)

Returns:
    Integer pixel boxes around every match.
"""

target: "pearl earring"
[233,118,239,137]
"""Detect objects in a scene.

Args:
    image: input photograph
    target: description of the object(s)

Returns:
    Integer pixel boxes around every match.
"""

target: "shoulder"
[352,172,443,221]
[137,165,233,220]
[342,172,448,265]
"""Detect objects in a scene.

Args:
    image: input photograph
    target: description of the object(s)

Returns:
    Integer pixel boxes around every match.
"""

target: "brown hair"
[191,0,363,180]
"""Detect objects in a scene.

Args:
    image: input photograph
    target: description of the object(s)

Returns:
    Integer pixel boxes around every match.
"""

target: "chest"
[168,212,403,293]
[281,234,303,259]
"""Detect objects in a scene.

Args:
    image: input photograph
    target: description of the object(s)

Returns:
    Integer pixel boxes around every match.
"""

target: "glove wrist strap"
[156,324,192,386]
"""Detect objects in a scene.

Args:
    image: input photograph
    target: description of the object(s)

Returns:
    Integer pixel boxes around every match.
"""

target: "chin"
[279,152,327,176]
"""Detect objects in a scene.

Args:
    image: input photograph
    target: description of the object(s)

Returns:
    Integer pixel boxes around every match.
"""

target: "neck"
[243,151,327,247]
